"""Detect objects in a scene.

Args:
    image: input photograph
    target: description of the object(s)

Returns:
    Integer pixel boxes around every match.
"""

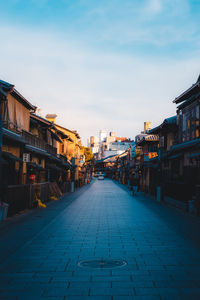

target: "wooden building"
[149,116,178,200]
[171,75,200,211]
[0,80,72,216]
[1,79,36,185]
[135,134,159,194]
[46,114,84,186]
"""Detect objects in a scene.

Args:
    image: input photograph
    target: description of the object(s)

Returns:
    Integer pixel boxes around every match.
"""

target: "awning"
[25,144,50,157]
[118,151,129,158]
[2,151,23,162]
[3,128,26,144]
[168,153,183,160]
[50,130,63,143]
[171,138,200,152]
[27,162,46,170]
[188,153,200,159]
[48,154,62,163]
[55,128,69,140]
[67,137,73,142]
[46,163,62,172]
[149,156,158,162]
[137,136,159,146]
[58,154,72,167]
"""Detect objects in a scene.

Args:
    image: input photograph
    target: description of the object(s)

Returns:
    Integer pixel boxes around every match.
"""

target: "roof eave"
[173,82,200,104]
[11,89,36,111]
[30,113,52,126]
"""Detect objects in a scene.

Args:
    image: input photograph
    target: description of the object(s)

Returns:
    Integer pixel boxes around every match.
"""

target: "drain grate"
[77,259,127,269]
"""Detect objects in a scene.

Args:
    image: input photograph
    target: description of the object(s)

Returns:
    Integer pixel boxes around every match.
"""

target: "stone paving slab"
[0,179,200,298]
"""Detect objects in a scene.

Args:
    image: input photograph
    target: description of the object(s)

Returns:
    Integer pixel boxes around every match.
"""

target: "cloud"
[69,0,199,49]
[0,23,200,144]
[144,0,163,15]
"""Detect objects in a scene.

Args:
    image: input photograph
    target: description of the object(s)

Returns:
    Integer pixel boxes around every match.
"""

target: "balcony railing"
[22,130,57,156]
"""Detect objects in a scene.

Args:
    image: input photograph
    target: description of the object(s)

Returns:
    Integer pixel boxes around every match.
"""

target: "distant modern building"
[89,136,100,155]
[99,130,107,142]
[135,121,152,143]
[144,122,152,133]
[103,139,133,158]
[110,131,116,137]
[90,136,99,145]
[89,130,134,160]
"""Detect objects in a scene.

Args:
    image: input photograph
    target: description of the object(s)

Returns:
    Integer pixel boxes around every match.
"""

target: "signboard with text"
[149,152,158,159]
[144,152,158,162]
[23,153,30,162]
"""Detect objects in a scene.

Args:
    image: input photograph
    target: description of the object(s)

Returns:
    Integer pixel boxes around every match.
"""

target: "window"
[180,101,200,142]
[196,106,199,119]
[182,113,186,131]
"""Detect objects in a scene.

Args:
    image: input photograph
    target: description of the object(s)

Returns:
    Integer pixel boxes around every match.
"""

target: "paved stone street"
[0,179,200,300]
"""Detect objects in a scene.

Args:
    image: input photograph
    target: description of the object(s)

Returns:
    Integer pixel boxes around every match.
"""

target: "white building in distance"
[99,130,107,142]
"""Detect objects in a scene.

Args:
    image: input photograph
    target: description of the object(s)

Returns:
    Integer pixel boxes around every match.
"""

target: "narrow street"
[0,179,200,299]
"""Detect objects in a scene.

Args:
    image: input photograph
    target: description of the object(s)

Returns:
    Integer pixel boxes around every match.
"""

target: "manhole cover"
[77,259,127,269]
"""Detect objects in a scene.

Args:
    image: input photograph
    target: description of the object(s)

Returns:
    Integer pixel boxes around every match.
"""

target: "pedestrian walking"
[132,176,138,196]
[129,172,134,191]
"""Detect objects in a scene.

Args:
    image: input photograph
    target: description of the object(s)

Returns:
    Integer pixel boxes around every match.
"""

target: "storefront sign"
[23,153,30,162]
[149,152,158,159]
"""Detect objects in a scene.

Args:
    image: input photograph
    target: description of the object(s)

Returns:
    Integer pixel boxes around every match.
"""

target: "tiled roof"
[163,116,177,124]
[171,138,200,152]
[177,91,200,110]
[173,75,200,104]
[3,128,26,144]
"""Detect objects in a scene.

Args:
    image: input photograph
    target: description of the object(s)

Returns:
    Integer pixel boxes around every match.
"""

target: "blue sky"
[0,0,200,143]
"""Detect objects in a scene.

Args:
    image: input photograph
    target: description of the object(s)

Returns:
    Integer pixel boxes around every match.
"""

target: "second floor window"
[179,102,200,143]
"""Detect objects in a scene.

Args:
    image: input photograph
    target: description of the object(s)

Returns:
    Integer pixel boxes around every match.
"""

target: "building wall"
[109,142,131,152]
[166,132,174,151]
[7,94,30,132]
[54,125,79,159]
[2,144,20,157]
[178,100,200,143]
[91,146,99,154]
[144,122,152,132]
[105,136,116,144]
[99,130,107,142]
[90,136,99,145]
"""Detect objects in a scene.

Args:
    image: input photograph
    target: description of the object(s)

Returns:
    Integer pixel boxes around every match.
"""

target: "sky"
[0,0,200,145]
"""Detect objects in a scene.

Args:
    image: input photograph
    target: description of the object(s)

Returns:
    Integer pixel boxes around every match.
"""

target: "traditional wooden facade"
[171,75,200,211]
[0,79,76,216]
[149,116,179,200]
[135,134,159,194]
[1,80,36,185]
[46,114,84,186]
